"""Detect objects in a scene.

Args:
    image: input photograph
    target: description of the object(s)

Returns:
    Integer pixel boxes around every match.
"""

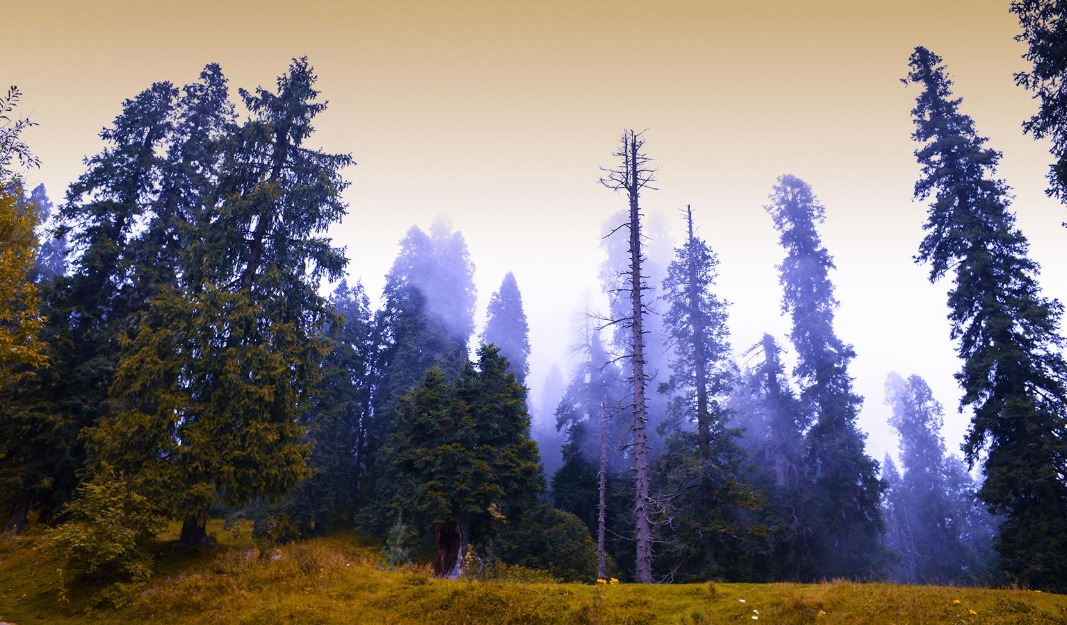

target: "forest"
[2,0,1067,607]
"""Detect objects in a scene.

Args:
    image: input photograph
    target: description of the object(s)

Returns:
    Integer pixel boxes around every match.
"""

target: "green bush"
[495,502,597,583]
[49,464,165,586]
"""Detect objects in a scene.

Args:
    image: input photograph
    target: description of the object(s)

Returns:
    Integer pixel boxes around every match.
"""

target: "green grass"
[2,524,1066,624]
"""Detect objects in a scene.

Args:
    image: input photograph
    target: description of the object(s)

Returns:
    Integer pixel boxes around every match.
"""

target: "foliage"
[48,464,165,586]
[905,46,1067,591]
[1,76,185,527]
[0,181,46,385]
[1012,0,1067,203]
[765,174,884,580]
[287,280,376,533]
[728,334,816,581]
[482,271,532,385]
[92,57,350,542]
[363,222,477,528]
[494,501,598,583]
[656,206,745,579]
[387,345,544,577]
[0,86,46,386]
[381,515,418,567]
[882,372,996,585]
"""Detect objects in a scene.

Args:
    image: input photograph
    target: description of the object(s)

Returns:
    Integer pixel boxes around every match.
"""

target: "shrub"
[49,464,165,596]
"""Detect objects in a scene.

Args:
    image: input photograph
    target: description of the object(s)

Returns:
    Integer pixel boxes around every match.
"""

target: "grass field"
[1,523,1065,625]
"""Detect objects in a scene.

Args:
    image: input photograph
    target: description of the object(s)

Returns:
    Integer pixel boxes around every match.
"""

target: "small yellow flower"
[969,609,978,616]
[818,610,827,616]
[952,599,961,605]
[596,578,607,585]
[609,577,619,585]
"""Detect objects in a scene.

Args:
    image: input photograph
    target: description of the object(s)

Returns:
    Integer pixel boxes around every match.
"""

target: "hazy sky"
[6,0,1066,465]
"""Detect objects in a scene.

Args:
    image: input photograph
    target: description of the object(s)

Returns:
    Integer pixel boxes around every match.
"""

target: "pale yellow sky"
[5,0,1065,462]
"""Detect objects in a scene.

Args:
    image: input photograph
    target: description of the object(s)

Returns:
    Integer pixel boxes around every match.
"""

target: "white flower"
[739,599,746,604]
[753,610,759,615]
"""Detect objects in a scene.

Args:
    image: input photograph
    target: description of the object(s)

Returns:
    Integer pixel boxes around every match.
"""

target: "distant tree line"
[2,0,1067,593]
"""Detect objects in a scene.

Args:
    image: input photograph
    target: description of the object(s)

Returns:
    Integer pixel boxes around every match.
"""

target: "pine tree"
[658,205,739,576]
[96,58,352,544]
[287,280,375,531]
[729,334,816,581]
[364,223,477,522]
[905,47,1067,590]
[884,372,994,584]
[765,174,884,580]
[1012,0,1067,205]
[388,346,543,578]
[551,327,629,579]
[482,271,531,385]
[1,81,179,530]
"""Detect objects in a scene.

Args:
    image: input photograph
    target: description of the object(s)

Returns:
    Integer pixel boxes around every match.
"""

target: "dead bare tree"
[599,129,656,583]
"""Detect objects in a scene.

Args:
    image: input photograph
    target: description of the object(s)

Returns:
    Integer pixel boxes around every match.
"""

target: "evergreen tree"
[656,205,743,577]
[387,346,543,578]
[96,57,351,544]
[551,327,630,579]
[481,271,531,385]
[364,223,477,521]
[765,174,884,579]
[905,47,1067,590]
[1,81,179,530]
[287,280,375,531]
[880,454,917,582]
[883,372,995,584]
[729,334,816,581]
[1012,0,1067,205]
[22,184,66,283]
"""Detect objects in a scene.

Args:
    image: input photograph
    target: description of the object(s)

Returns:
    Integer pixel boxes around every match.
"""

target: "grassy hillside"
[2,524,1066,625]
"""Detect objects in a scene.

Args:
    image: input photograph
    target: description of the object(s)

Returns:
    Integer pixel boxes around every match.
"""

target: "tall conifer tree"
[765,175,883,579]
[905,47,1067,590]
[482,271,531,385]
[657,205,739,576]
[97,58,352,543]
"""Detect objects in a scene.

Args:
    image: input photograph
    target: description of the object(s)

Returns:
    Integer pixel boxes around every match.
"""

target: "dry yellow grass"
[2,523,1065,625]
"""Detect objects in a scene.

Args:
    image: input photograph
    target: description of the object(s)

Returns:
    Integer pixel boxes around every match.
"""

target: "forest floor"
[1,522,1065,625]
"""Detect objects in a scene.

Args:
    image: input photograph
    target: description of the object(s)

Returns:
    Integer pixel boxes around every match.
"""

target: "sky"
[6,0,1067,466]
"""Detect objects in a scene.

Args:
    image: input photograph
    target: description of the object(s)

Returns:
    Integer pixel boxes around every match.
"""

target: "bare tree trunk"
[597,403,608,580]
[626,134,652,584]
[602,129,656,583]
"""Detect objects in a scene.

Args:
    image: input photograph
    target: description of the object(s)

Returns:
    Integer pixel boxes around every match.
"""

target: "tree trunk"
[2,498,30,534]
[597,403,608,580]
[626,132,653,583]
[179,517,213,547]
[434,515,470,579]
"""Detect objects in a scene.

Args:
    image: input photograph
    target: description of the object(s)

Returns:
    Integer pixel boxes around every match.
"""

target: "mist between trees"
[3,11,1067,593]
